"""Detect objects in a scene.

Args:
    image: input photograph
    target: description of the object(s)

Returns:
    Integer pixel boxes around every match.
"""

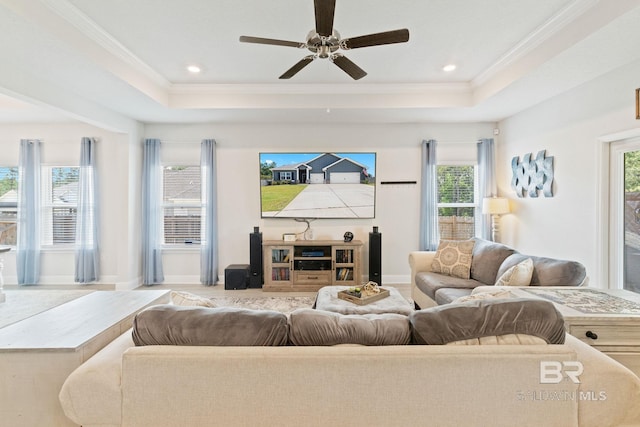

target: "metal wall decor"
[511,150,554,198]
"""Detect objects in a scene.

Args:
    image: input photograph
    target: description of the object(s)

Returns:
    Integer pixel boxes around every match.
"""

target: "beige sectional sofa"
[409,238,587,308]
[59,303,640,427]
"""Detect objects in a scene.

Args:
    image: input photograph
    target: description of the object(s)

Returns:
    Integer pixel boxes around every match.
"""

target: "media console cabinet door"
[264,245,293,289]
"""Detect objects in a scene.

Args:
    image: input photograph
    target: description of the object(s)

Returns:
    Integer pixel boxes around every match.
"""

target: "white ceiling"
[1,0,640,127]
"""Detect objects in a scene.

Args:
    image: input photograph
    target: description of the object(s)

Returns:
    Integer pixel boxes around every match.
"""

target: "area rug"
[209,296,316,314]
[0,290,95,329]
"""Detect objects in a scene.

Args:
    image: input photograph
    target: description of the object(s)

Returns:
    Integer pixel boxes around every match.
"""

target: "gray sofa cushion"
[409,298,566,345]
[470,238,517,284]
[132,304,289,346]
[497,253,586,286]
[434,288,473,305]
[415,271,481,300]
[289,308,411,346]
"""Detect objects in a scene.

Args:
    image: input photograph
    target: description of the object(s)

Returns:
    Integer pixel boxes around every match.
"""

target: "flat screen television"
[259,152,376,219]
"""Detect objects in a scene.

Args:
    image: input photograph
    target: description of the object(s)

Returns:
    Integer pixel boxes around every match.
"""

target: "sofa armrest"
[408,251,435,278]
[409,251,437,308]
[59,330,135,426]
[408,251,435,288]
[564,334,640,427]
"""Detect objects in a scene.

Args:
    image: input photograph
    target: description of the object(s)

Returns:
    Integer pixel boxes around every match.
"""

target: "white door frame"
[599,129,640,289]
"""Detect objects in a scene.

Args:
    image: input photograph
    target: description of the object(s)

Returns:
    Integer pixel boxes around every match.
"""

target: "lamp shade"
[482,197,510,215]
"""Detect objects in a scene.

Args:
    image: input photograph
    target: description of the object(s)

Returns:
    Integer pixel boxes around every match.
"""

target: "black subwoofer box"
[369,226,382,284]
[225,264,250,290]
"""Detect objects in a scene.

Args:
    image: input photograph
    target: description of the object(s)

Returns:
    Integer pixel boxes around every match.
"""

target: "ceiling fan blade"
[331,54,367,80]
[314,0,336,37]
[239,35,305,48]
[340,29,410,50]
[279,56,315,79]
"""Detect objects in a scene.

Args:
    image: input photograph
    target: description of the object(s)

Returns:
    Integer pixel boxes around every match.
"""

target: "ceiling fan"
[239,0,409,80]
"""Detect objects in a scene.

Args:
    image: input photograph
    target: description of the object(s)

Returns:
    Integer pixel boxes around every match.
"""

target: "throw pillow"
[132,304,289,346]
[453,289,513,304]
[288,308,411,346]
[170,290,217,307]
[494,258,534,286]
[431,239,475,279]
[409,298,565,345]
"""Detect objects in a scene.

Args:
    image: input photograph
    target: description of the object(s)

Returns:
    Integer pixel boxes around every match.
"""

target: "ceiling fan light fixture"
[239,0,409,80]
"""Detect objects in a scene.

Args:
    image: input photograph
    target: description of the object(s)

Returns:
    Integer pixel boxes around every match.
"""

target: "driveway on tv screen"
[268,183,374,218]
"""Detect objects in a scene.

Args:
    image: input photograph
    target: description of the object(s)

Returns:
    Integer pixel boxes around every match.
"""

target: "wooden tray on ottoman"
[337,288,390,305]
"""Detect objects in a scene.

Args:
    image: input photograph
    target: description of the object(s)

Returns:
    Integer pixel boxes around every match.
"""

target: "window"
[163,165,201,245]
[41,166,79,245]
[437,165,477,240]
[280,171,292,181]
[0,167,18,246]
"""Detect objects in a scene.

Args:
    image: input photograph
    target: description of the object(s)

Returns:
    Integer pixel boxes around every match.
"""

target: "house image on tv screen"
[270,153,371,184]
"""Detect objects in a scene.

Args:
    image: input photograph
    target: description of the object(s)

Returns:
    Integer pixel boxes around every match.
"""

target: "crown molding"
[169,82,471,95]
[472,0,598,88]
[40,0,170,89]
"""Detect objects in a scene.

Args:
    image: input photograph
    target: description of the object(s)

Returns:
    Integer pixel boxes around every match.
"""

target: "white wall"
[146,122,494,284]
[497,58,640,287]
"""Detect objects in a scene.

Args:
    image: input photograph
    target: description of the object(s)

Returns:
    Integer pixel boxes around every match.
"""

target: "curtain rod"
[155,140,201,144]
[423,140,484,145]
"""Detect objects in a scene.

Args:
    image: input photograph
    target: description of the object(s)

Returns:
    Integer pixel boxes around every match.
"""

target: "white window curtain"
[75,137,100,283]
[200,139,218,285]
[142,138,164,285]
[17,139,41,285]
[419,139,439,250]
[477,138,496,241]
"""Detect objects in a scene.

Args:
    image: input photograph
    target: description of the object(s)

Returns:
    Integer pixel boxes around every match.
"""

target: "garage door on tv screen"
[259,152,376,219]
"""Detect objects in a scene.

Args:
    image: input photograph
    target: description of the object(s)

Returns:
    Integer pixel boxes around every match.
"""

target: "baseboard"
[382,274,410,285]
[162,275,222,285]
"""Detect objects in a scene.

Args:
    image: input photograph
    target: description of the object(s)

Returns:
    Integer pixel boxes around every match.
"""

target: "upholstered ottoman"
[314,286,413,315]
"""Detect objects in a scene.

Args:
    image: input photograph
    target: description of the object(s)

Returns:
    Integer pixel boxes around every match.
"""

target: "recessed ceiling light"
[187,65,201,74]
[443,64,457,72]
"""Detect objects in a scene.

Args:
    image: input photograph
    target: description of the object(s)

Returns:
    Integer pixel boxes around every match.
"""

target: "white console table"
[0,289,170,426]
[506,287,640,376]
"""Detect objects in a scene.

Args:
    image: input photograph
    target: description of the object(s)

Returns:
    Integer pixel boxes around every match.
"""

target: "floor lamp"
[482,197,510,242]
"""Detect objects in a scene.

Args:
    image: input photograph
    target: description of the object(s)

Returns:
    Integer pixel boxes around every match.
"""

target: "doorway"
[610,139,640,292]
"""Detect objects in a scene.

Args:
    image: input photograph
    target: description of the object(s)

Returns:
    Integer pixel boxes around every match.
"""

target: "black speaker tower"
[249,226,263,288]
[369,226,382,284]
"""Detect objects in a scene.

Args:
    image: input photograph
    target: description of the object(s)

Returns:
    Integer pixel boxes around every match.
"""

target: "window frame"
[161,164,203,248]
[436,162,480,241]
[0,166,18,247]
[40,165,80,248]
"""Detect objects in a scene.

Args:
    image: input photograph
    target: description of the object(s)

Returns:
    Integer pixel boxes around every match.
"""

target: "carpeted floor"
[209,296,316,314]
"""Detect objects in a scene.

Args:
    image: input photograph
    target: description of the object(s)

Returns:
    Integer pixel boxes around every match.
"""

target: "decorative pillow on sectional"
[409,298,565,345]
[132,304,288,346]
[170,290,217,307]
[494,258,534,286]
[431,239,475,279]
[288,308,411,346]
